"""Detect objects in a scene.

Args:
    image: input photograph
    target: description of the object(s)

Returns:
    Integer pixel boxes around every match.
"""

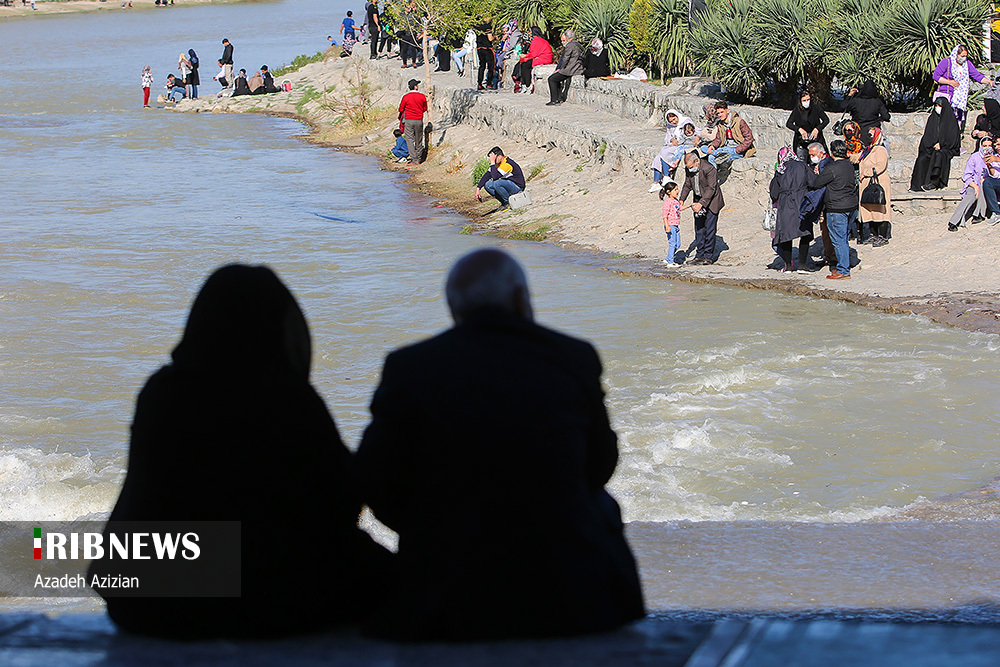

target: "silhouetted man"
[356,248,644,641]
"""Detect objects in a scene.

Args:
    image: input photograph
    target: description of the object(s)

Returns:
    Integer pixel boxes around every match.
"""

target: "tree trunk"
[423,31,433,126]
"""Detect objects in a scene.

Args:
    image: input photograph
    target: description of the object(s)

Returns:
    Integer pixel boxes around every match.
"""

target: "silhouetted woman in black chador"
[95,264,390,638]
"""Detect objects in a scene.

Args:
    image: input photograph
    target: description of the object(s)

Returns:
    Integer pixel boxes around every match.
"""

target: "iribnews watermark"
[2,521,241,598]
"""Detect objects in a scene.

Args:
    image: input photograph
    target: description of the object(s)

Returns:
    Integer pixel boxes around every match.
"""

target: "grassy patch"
[472,157,490,184]
[459,224,475,235]
[598,142,607,156]
[503,225,551,242]
[528,163,545,181]
[574,164,583,172]
[272,51,327,78]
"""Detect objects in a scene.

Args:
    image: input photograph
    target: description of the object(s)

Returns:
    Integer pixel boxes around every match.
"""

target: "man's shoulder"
[390,320,596,363]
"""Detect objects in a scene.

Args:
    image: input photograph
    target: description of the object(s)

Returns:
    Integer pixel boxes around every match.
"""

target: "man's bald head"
[445,248,533,323]
[684,151,700,167]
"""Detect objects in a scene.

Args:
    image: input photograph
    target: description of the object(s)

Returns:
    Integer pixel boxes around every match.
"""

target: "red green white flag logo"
[34,527,41,559]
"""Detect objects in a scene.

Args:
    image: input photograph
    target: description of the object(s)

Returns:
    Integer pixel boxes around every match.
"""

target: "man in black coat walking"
[356,248,644,641]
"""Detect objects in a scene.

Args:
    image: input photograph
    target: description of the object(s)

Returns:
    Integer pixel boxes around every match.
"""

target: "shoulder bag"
[860,167,886,205]
[762,205,777,232]
[832,112,850,136]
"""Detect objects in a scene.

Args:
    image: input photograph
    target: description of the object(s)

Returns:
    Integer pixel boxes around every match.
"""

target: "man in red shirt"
[398,79,428,164]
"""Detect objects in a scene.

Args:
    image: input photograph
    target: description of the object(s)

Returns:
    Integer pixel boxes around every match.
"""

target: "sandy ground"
[0,0,251,19]
[174,53,1000,335]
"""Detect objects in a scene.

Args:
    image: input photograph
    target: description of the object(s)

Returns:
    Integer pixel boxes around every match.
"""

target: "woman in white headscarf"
[648,109,695,191]
[932,44,992,129]
[584,38,610,80]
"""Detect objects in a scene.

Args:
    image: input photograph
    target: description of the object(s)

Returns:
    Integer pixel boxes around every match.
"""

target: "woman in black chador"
[94,264,390,638]
[910,97,962,192]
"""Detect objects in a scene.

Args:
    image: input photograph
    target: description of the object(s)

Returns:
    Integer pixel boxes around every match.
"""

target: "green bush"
[690,0,991,105]
[272,51,327,78]
[577,0,633,71]
[472,157,490,185]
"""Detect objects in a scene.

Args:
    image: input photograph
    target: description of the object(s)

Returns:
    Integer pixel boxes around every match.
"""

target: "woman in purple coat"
[932,44,992,129]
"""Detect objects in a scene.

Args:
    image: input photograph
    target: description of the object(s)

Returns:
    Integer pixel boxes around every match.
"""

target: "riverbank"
[0,0,256,20]
[174,53,1000,336]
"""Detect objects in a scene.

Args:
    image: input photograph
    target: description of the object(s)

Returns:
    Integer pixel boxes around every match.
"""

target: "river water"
[2,0,998,620]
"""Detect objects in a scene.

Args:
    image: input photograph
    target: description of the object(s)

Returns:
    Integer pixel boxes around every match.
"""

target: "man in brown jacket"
[547,31,585,106]
[679,151,725,265]
[708,100,756,162]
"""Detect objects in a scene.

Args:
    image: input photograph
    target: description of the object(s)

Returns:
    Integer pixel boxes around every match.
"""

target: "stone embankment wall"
[356,55,958,204]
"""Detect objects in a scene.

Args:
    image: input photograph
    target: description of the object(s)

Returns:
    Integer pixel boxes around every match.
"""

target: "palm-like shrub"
[651,0,689,76]
[576,0,633,71]
[690,0,991,104]
[884,0,993,87]
[690,0,766,99]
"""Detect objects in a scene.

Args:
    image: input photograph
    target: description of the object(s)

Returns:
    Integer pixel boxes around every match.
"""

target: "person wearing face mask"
[802,143,837,272]
[949,136,997,231]
[786,90,829,159]
[808,140,857,279]
[910,97,962,192]
[855,127,891,246]
[679,150,725,265]
[932,44,992,129]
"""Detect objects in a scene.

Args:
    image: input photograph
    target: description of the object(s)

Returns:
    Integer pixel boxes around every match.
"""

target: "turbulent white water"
[1,0,998,617]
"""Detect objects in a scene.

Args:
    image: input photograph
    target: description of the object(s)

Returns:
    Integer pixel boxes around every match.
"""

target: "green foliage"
[496,0,578,41]
[884,0,993,79]
[651,0,689,76]
[472,157,490,184]
[272,51,327,78]
[629,0,657,58]
[528,163,546,180]
[690,0,991,104]
[576,0,632,71]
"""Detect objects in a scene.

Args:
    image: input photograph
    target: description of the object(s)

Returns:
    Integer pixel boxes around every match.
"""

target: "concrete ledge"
[5,612,1000,666]
[0,613,709,667]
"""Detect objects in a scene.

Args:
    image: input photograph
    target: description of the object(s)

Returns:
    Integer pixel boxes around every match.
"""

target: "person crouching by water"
[164,74,186,103]
[356,248,645,640]
[390,128,410,162]
[90,265,392,638]
[949,136,996,231]
[475,146,525,212]
[769,147,813,273]
[808,139,858,279]
[660,180,688,266]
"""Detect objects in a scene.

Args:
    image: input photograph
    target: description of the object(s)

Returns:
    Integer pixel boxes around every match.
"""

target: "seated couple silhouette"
[95,249,644,641]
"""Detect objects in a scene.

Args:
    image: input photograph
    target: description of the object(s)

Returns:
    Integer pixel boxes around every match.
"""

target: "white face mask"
[686,166,697,174]
[810,155,821,164]
[934,106,942,115]
[957,56,968,65]
[802,101,811,109]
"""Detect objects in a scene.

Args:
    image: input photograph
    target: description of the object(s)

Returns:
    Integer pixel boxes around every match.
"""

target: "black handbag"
[861,167,886,205]
[832,112,850,136]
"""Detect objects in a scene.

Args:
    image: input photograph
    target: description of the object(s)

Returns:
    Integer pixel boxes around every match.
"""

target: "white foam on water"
[0,447,121,521]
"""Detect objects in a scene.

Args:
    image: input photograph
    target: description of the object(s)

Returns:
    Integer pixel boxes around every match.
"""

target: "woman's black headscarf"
[858,80,879,99]
[188,48,199,67]
[171,264,311,381]
[920,97,961,158]
[530,26,543,39]
[985,99,1000,135]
